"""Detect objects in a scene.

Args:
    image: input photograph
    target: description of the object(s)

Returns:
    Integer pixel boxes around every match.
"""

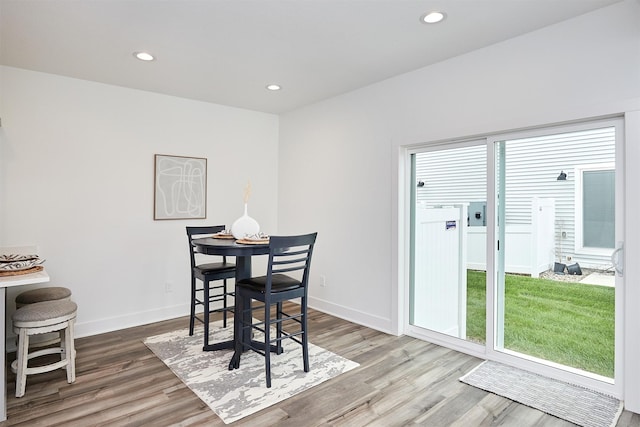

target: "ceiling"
[0,0,622,114]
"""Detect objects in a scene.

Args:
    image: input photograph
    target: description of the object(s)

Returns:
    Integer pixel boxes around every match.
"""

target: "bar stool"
[15,286,72,308]
[15,286,72,347]
[11,300,77,398]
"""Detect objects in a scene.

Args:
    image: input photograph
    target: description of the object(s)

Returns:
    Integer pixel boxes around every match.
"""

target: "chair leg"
[189,276,197,336]
[236,294,253,353]
[302,298,309,373]
[203,279,210,347]
[15,328,29,398]
[244,300,253,353]
[264,304,271,388]
[65,319,76,383]
[276,302,283,354]
[60,327,66,359]
[222,279,228,328]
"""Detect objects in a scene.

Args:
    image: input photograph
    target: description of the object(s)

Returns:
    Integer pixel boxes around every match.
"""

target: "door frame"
[400,116,625,398]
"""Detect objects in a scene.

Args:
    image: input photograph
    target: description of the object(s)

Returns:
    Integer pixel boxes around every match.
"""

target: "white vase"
[231,203,260,239]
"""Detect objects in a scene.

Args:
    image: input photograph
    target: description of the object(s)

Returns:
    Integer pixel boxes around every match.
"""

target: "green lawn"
[466,270,615,378]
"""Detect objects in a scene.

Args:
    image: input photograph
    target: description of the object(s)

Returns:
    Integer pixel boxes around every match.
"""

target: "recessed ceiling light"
[133,51,155,61]
[266,84,281,91]
[421,11,446,24]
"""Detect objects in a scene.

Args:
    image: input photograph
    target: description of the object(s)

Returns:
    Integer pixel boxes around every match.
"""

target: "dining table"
[0,246,50,421]
[191,236,274,370]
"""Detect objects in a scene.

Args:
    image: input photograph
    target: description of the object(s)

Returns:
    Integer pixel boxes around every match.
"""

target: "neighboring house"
[415,126,616,272]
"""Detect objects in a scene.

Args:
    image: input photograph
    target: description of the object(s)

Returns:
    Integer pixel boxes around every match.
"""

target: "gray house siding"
[416,126,616,270]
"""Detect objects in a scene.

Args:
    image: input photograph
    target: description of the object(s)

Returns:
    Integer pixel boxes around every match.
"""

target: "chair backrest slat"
[266,233,317,290]
[274,265,306,274]
[273,256,308,266]
[186,225,226,267]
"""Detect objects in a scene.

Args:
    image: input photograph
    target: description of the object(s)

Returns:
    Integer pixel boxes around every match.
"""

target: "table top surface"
[193,237,270,256]
[0,269,50,288]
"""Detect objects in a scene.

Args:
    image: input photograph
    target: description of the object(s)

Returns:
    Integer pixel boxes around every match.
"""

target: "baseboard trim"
[5,303,190,352]
[308,296,394,335]
[5,299,394,352]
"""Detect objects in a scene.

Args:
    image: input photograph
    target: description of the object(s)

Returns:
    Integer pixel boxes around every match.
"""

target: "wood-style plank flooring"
[3,305,640,426]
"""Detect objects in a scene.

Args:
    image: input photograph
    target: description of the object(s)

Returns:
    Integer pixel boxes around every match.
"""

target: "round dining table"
[192,236,270,281]
[191,236,271,369]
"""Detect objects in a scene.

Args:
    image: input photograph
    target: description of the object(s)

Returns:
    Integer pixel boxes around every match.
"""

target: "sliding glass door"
[406,117,624,395]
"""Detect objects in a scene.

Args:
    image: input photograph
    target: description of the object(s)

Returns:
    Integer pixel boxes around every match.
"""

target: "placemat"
[212,234,235,239]
[236,239,269,245]
[0,265,44,277]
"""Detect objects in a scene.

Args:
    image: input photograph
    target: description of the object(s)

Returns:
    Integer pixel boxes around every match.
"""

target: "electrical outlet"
[320,275,327,287]
[165,282,173,293]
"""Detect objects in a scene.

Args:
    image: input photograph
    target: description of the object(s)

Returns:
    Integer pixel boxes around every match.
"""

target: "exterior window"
[583,169,615,248]
[576,163,615,253]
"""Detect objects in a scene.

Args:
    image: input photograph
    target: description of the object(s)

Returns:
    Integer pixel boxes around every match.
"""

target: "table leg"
[227,286,278,370]
[228,256,280,370]
[234,256,251,281]
[228,256,251,369]
[228,286,242,370]
[205,256,253,354]
[202,256,251,358]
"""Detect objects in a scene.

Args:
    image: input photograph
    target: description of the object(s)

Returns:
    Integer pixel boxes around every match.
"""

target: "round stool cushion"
[16,287,72,305]
[12,300,77,328]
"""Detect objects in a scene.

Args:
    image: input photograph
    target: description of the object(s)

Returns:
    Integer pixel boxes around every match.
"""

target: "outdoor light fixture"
[557,171,567,180]
[417,180,425,187]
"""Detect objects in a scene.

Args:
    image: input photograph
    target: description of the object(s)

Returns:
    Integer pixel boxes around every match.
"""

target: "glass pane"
[583,170,615,248]
[495,127,616,378]
[411,145,487,342]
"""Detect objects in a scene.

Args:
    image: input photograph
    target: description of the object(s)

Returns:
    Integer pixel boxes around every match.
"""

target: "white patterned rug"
[144,322,359,424]
[460,361,623,427]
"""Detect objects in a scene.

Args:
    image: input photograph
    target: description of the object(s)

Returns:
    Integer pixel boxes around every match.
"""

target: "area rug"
[144,322,359,424]
[460,360,622,427]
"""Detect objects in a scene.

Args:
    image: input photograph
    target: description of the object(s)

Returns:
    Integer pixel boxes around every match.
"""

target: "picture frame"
[154,154,207,220]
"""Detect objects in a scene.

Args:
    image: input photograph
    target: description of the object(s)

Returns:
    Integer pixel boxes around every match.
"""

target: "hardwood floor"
[3,305,640,426]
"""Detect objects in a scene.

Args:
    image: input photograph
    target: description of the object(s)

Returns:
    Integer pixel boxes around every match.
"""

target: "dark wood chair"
[235,232,317,387]
[186,226,236,346]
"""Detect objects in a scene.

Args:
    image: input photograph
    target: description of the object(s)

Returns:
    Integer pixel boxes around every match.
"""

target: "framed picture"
[154,154,207,220]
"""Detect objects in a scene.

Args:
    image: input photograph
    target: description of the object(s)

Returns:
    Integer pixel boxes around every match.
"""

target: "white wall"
[278,0,640,406]
[0,66,279,339]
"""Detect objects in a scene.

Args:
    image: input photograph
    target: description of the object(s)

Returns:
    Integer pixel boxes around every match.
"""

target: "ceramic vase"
[231,203,260,239]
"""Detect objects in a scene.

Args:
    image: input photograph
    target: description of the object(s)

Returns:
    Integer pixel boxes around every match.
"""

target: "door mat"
[460,360,622,427]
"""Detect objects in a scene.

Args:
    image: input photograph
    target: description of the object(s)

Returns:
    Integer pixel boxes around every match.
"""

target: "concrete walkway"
[579,273,615,287]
